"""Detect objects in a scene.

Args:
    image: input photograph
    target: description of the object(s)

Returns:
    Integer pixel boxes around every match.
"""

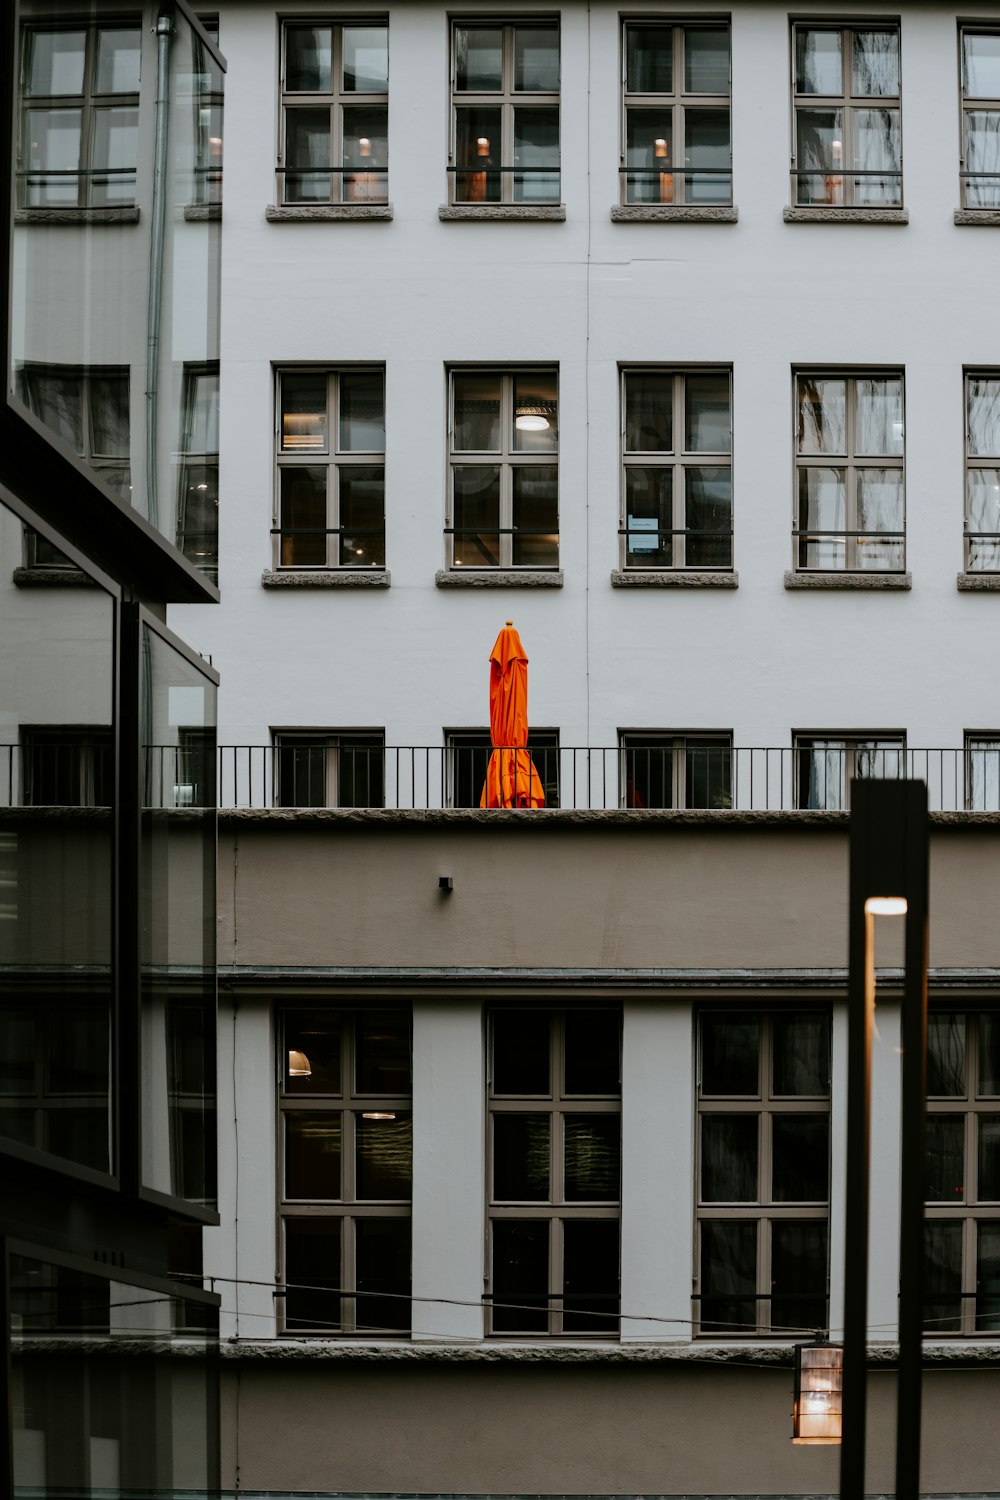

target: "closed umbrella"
[480,621,545,808]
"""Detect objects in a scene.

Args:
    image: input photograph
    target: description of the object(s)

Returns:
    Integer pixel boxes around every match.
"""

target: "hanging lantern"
[792,1337,843,1444]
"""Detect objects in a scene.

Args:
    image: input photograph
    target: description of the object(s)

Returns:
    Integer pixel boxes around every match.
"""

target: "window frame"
[176,361,219,582]
[792,731,907,810]
[792,368,906,573]
[277,17,389,207]
[695,1009,832,1339]
[959,26,1000,210]
[619,19,732,207]
[618,730,733,809]
[272,729,386,808]
[444,727,560,808]
[965,732,1000,812]
[273,366,386,571]
[446,366,559,571]
[964,370,1000,573]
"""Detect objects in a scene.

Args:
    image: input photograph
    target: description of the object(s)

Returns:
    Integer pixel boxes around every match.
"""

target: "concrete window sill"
[957,572,1000,590]
[13,566,99,588]
[784,570,911,590]
[184,203,221,221]
[261,570,390,588]
[266,203,393,222]
[14,206,140,225]
[611,569,739,588]
[610,205,738,224]
[437,204,566,222]
[435,569,564,588]
[954,209,1000,226]
[783,206,908,225]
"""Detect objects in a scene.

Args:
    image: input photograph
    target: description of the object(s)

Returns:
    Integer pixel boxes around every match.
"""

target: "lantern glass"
[792,1341,843,1444]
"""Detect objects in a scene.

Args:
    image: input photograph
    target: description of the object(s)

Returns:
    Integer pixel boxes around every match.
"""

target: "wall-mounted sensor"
[438,876,454,892]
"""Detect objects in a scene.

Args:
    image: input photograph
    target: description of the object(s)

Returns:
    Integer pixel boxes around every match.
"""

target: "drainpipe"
[145,11,173,530]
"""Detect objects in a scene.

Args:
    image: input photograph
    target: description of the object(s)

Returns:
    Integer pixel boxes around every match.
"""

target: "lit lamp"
[826,138,843,205]
[348,135,375,203]
[287,1049,312,1077]
[468,135,490,202]
[655,136,673,204]
[515,404,551,433]
[792,1337,843,1444]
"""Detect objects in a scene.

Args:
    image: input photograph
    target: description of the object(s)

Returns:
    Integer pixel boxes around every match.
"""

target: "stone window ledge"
[954,209,1000,226]
[610,205,738,224]
[611,569,738,588]
[184,203,221,222]
[435,569,563,588]
[783,206,908,225]
[438,204,565,222]
[266,203,393,223]
[958,572,1000,590]
[14,206,140,225]
[784,570,911,590]
[261,569,390,588]
[13,566,99,588]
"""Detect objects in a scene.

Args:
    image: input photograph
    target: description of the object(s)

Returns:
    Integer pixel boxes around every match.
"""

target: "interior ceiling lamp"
[864,896,908,917]
[477,136,490,156]
[515,402,554,432]
[792,1337,843,1444]
[287,1049,312,1076]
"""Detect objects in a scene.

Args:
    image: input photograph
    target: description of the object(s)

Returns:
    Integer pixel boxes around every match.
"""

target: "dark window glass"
[563,1220,619,1334]
[980,1015,1000,1096]
[977,1223,1000,1332]
[771,1221,828,1334]
[701,1114,757,1202]
[492,1220,548,1332]
[622,737,672,808]
[772,1014,831,1096]
[686,737,731,809]
[772,1115,830,1202]
[701,1016,759,1095]
[928,1015,966,1097]
[45,1104,108,1171]
[924,1221,963,1334]
[355,1112,412,1199]
[356,1012,410,1094]
[700,1219,755,1334]
[286,1114,342,1199]
[564,1115,620,1201]
[284,1013,342,1094]
[926,1115,965,1203]
[493,1114,550,1200]
[285,1219,341,1331]
[47,1006,109,1093]
[978,1115,1000,1201]
[493,1010,550,1094]
[0,1011,33,1092]
[355,1217,411,1335]
[564,1010,619,1094]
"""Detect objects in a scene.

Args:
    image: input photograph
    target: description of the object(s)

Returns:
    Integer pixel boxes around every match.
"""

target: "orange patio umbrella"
[480,621,545,809]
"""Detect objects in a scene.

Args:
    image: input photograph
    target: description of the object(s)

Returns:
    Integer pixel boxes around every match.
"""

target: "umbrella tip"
[505,619,513,626]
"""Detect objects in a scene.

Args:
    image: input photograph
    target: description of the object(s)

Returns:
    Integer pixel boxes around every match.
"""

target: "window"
[621,369,732,569]
[964,373,1000,571]
[278,20,388,205]
[0,1000,111,1173]
[925,1012,1000,1335]
[791,24,901,207]
[275,369,385,570]
[20,726,113,808]
[966,735,1000,811]
[448,370,558,569]
[620,732,732,809]
[18,20,140,208]
[450,20,559,203]
[280,1009,411,1335]
[794,733,905,811]
[488,1009,620,1337]
[960,29,1000,209]
[273,731,385,808]
[621,21,731,205]
[177,363,219,582]
[794,372,905,572]
[191,21,223,206]
[696,1011,831,1337]
[445,729,560,808]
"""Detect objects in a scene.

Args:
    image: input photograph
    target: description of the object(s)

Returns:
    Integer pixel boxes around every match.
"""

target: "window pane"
[338,736,384,810]
[455,26,502,91]
[284,1012,342,1093]
[964,111,1000,208]
[967,740,1000,809]
[796,30,842,95]
[355,1218,411,1334]
[356,1012,410,1093]
[356,1112,412,1199]
[343,27,388,92]
[773,1015,831,1096]
[798,468,846,570]
[513,373,558,452]
[626,27,672,94]
[700,1219,756,1334]
[46,1105,108,1170]
[47,1007,110,1092]
[622,739,671,809]
[965,34,1000,98]
[285,1219,341,1331]
[924,1221,962,1333]
[339,469,384,568]
[25,108,82,206]
[771,1221,828,1335]
[856,469,904,570]
[853,31,899,97]
[343,107,387,203]
[685,375,730,452]
[968,377,1000,456]
[0,1011,33,1092]
[282,374,327,450]
[565,1115,620,1201]
[684,109,731,203]
[981,1016,1000,1095]
[90,373,129,456]
[624,114,673,203]
[512,468,558,567]
[284,108,330,202]
[26,30,86,95]
[513,108,559,203]
[687,738,731,810]
[927,1014,966,1097]
[91,106,137,205]
[564,1011,620,1094]
[514,28,559,92]
[276,741,327,809]
[492,1220,548,1332]
[493,1114,550,1200]
[454,105,501,201]
[563,1220,619,1334]
[701,1114,757,1201]
[772,1115,829,1202]
[979,1115,1000,1200]
[493,1010,550,1094]
[976,1223,1000,1331]
[454,373,501,450]
[280,468,326,567]
[453,467,500,567]
[285,26,332,92]
[339,372,384,451]
[701,1016,759,1095]
[625,469,672,567]
[798,379,845,453]
[20,368,83,449]
[795,109,843,205]
[926,1115,965,1202]
[685,30,729,94]
[625,373,672,451]
[285,1114,342,1199]
[95,29,141,94]
[967,471,1000,570]
[853,109,901,205]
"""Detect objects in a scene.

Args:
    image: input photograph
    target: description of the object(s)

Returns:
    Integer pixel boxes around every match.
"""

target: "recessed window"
[447,369,558,569]
[177,363,219,582]
[280,1009,411,1336]
[794,371,905,572]
[488,1009,620,1337]
[621,21,731,205]
[960,29,1000,209]
[793,733,906,811]
[278,20,388,205]
[445,729,560,808]
[273,731,385,808]
[275,369,385,570]
[619,732,732,809]
[965,735,1000,812]
[450,20,560,203]
[965,373,1000,571]
[791,23,901,207]
[696,1011,831,1337]
[621,369,732,569]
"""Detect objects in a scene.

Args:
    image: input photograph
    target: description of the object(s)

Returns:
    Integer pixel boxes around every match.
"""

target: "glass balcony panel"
[626,26,673,94]
[563,1219,619,1334]
[285,26,332,93]
[772,1115,829,1201]
[455,27,503,92]
[493,1114,550,1200]
[512,107,559,202]
[342,27,388,92]
[701,1114,757,1201]
[701,1016,760,1095]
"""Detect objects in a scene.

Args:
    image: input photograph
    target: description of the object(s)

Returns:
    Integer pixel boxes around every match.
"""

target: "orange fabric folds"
[480,624,545,808]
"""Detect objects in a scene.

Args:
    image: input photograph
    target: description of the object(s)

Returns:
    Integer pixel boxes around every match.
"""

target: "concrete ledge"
[784,569,911,590]
[184,203,221,221]
[954,208,1000,226]
[436,569,563,587]
[437,204,565,222]
[217,806,1000,831]
[783,206,908,224]
[261,570,390,588]
[14,206,140,225]
[266,203,393,222]
[611,569,738,588]
[610,205,738,224]
[957,572,1000,590]
[12,566,98,588]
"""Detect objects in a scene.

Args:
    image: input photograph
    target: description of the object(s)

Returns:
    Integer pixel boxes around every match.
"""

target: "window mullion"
[674,376,685,569]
